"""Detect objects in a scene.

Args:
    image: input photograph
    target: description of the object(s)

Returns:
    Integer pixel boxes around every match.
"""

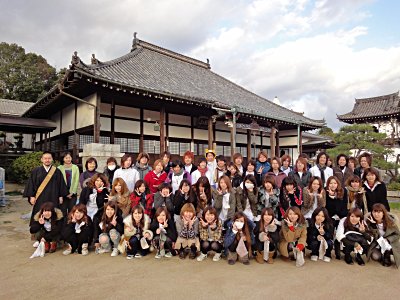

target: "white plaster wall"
[62,104,75,133]
[168,125,191,138]
[116,119,140,134]
[76,94,95,129]
[194,129,208,140]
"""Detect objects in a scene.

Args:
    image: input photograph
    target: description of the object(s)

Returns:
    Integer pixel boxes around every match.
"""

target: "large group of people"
[24,149,399,268]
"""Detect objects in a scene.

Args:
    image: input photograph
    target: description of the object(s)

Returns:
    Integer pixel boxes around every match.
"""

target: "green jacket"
[58,164,80,195]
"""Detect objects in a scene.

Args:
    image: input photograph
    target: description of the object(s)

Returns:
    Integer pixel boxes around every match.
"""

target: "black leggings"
[308,240,334,257]
[127,236,151,256]
[256,241,276,252]
[153,235,173,252]
[64,227,91,253]
[34,229,60,243]
[200,240,222,254]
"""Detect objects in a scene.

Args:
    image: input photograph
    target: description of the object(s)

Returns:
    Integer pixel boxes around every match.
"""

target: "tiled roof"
[0,99,33,116]
[338,92,400,122]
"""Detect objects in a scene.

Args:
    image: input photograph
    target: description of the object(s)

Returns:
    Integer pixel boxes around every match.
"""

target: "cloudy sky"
[1,0,399,131]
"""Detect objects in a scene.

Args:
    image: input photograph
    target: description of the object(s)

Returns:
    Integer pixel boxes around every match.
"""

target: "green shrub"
[388,182,400,191]
[10,151,43,183]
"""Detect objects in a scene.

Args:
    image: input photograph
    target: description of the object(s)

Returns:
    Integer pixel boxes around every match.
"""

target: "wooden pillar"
[31,134,36,150]
[73,101,79,163]
[275,129,280,157]
[160,106,166,153]
[94,93,101,143]
[39,133,43,151]
[208,117,213,150]
[270,127,276,158]
[166,112,169,151]
[297,124,303,156]
[230,111,237,159]
[247,129,252,160]
[190,116,195,152]
[139,108,144,152]
[111,99,115,144]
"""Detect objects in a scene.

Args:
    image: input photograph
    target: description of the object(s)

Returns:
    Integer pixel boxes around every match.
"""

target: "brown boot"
[255,251,264,264]
[267,251,275,264]
[49,242,57,253]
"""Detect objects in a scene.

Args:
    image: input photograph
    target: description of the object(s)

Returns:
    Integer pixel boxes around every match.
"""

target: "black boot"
[189,244,197,259]
[355,253,365,266]
[179,248,187,259]
[383,251,392,267]
[334,240,341,260]
[345,253,353,265]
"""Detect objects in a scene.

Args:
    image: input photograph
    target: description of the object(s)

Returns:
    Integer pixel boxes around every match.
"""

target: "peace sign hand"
[284,218,293,227]
[367,216,376,224]
[359,221,366,232]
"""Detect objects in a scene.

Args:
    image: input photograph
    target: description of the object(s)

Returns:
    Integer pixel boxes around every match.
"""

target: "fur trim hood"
[33,207,63,221]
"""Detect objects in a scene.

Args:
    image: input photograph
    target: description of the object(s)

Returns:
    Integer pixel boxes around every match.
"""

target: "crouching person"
[175,203,200,259]
[224,212,255,265]
[279,207,307,267]
[197,206,223,262]
[123,205,153,259]
[62,204,93,256]
[30,202,63,254]
[150,207,177,259]
[93,201,124,256]
[254,208,280,264]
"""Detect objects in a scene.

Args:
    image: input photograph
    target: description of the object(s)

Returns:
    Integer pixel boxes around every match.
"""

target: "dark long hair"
[232,212,252,253]
[68,204,89,225]
[343,208,363,231]
[311,207,333,231]
[371,203,395,230]
[284,206,306,225]
[100,201,119,232]
[131,205,145,229]
[258,207,275,232]
[193,176,212,206]
[243,174,258,198]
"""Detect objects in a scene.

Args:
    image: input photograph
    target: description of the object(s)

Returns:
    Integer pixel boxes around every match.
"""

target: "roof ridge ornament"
[91,54,99,65]
[71,51,80,66]
[131,32,139,51]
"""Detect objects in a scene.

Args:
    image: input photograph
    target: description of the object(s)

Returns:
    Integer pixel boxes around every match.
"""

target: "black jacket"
[172,190,195,215]
[364,182,390,212]
[62,217,93,241]
[307,222,334,245]
[231,174,243,188]
[92,208,124,243]
[288,171,312,189]
[254,221,280,250]
[325,189,348,220]
[150,218,177,242]
[79,187,109,211]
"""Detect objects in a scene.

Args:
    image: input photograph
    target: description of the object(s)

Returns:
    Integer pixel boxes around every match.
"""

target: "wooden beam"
[275,128,280,157]
[208,117,213,150]
[94,93,101,143]
[160,106,166,152]
[73,101,78,163]
[270,127,276,158]
[110,98,115,144]
[139,108,144,152]
[247,129,252,159]
[190,116,195,152]
[297,124,303,156]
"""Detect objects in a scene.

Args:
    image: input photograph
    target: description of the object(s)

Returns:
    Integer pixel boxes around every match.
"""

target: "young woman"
[197,206,223,262]
[224,212,255,265]
[191,176,213,218]
[232,153,244,175]
[254,207,280,264]
[205,149,217,186]
[309,152,333,187]
[93,201,124,257]
[362,167,390,212]
[165,160,191,193]
[123,205,153,259]
[279,207,307,267]
[153,182,174,217]
[256,150,271,179]
[365,203,400,268]
[212,175,237,224]
[133,152,152,180]
[336,208,372,265]
[280,154,293,176]
[108,178,131,218]
[348,156,358,173]
[345,176,368,215]
[325,176,348,227]
[243,160,262,187]
[307,207,334,262]
[333,154,354,187]
[175,203,200,259]
[161,151,173,174]
[278,176,303,220]
[58,151,80,218]
[113,154,140,193]
[236,175,258,222]
[30,202,63,254]
[130,180,154,218]
[302,176,326,220]
[214,155,228,186]
[62,204,93,256]
[191,158,212,185]
[227,162,242,188]
[144,159,168,194]
[182,151,197,178]
[266,156,287,189]
[288,157,312,189]
[327,157,333,168]
[172,179,195,222]
[150,207,177,259]
[79,173,109,220]
[257,175,280,219]
[103,157,119,184]
[79,157,98,188]
[354,152,372,179]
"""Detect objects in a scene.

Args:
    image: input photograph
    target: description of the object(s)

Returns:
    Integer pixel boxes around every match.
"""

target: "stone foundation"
[79,143,124,172]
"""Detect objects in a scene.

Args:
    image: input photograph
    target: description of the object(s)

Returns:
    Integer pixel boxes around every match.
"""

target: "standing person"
[345,176,368,215]
[24,151,68,226]
[165,160,191,193]
[103,157,119,184]
[182,151,197,179]
[266,157,287,189]
[108,178,131,218]
[325,176,348,226]
[348,157,358,173]
[161,151,173,174]
[354,152,372,179]
[133,152,152,180]
[309,152,333,187]
[153,183,174,217]
[258,175,280,219]
[172,179,195,222]
[362,168,390,212]
[280,154,293,176]
[227,162,242,188]
[79,157,98,188]
[232,153,244,175]
[191,176,213,218]
[288,157,312,189]
[144,159,168,194]
[205,149,217,187]
[278,177,303,221]
[254,208,280,264]
[191,158,212,185]
[214,155,228,186]
[58,152,80,218]
[256,150,271,179]
[79,173,109,220]
[243,160,262,187]
[236,175,258,222]
[213,176,237,224]
[113,154,140,193]
[302,177,326,220]
[333,154,354,187]
[130,180,154,218]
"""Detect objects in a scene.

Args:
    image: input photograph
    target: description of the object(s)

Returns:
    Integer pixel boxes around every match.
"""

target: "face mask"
[245,183,254,189]
[108,164,116,171]
[234,221,244,230]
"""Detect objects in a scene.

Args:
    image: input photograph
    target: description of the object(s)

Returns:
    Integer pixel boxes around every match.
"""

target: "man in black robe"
[24,151,68,225]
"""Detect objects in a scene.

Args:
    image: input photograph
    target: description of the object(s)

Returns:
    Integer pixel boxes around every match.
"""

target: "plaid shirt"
[199,222,223,243]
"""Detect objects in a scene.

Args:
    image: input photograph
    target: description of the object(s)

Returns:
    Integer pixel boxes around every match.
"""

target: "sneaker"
[126,255,134,260]
[97,248,109,254]
[213,253,222,262]
[323,256,331,263]
[197,253,207,262]
[135,253,142,258]
[310,255,318,261]
[164,252,173,258]
[111,248,119,257]
[33,241,39,248]
[63,248,72,256]
[155,251,162,259]
[81,244,89,256]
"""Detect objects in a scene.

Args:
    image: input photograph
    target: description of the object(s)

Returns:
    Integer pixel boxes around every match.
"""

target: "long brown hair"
[38,202,58,228]
[284,206,306,225]
[88,173,109,189]
[131,205,145,229]
[307,176,323,193]
[101,201,119,232]
[202,206,220,226]
[68,204,89,224]
[343,208,363,230]
[326,176,344,199]
[258,207,275,232]
[232,212,252,253]
[371,203,394,230]
[110,178,129,196]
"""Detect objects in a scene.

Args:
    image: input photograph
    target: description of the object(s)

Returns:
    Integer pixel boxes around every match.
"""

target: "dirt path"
[0,191,399,300]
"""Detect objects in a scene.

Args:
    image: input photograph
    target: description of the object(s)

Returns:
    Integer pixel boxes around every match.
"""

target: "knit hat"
[205,149,216,157]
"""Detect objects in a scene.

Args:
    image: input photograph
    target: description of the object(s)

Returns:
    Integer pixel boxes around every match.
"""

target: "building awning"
[0,116,56,133]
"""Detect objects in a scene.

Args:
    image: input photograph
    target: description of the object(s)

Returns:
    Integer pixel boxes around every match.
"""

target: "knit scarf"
[346,186,368,214]
[173,168,184,177]
[198,167,208,177]
[317,164,327,186]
